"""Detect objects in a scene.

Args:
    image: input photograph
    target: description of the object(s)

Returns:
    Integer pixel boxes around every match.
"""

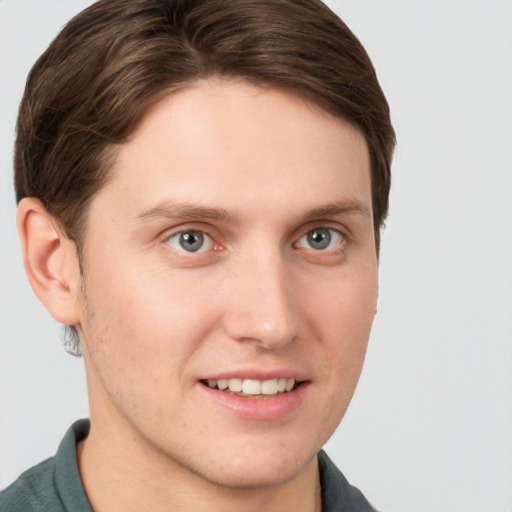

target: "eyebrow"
[135,198,370,225]
[300,199,371,222]
[136,201,238,224]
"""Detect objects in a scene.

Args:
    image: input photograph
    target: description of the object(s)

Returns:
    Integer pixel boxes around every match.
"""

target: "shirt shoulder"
[0,419,93,512]
[318,450,378,512]
[0,456,65,512]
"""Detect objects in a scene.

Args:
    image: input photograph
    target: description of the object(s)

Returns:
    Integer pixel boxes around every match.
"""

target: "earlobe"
[17,197,81,326]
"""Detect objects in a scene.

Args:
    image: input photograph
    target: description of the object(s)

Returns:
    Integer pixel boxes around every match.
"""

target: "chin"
[179,436,320,490]
[195,456,310,490]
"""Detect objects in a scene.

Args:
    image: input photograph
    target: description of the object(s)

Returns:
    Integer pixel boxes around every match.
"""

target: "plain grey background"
[1,1,511,511]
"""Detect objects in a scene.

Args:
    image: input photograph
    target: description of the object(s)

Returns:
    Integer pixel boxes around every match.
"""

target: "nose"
[222,251,299,350]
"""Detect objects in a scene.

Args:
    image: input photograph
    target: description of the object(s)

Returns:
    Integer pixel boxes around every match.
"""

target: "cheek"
[78,266,219,427]
[308,261,377,330]
[79,257,221,379]
[302,263,378,373]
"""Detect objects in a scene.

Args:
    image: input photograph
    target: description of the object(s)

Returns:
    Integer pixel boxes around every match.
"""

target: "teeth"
[242,379,261,395]
[261,379,278,395]
[227,378,242,392]
[205,378,297,395]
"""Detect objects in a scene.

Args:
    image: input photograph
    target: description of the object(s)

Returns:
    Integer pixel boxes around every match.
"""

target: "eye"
[165,230,213,253]
[296,228,344,251]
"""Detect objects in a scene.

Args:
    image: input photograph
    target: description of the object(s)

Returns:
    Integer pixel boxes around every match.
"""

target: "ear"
[17,197,81,326]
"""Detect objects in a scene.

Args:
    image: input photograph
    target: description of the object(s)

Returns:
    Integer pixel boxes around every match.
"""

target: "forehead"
[93,79,372,224]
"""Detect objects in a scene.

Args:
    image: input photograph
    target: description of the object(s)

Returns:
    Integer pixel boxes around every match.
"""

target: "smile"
[198,377,309,419]
[201,378,298,396]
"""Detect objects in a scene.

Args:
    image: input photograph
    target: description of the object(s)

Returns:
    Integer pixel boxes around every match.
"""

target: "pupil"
[180,232,203,252]
[308,229,331,249]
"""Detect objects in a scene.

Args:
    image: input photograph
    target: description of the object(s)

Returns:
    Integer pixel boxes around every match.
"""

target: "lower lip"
[198,382,310,420]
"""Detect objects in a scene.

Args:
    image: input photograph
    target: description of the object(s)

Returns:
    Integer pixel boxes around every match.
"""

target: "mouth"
[198,376,310,420]
[200,377,302,397]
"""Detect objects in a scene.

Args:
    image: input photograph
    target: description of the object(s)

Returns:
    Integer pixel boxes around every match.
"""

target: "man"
[0,0,394,510]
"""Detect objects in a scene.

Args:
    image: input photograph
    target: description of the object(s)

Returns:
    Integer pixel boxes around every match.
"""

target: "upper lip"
[199,368,310,382]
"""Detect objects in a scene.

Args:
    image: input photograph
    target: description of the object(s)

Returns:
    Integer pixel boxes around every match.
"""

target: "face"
[75,80,378,489]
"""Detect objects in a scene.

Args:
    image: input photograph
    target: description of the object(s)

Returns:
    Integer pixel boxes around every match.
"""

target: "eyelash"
[293,227,345,252]
[164,230,217,254]
[162,225,348,256]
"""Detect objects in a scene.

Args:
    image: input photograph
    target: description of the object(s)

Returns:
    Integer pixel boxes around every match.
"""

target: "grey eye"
[180,232,204,251]
[307,229,332,249]
[297,228,343,250]
[166,231,212,253]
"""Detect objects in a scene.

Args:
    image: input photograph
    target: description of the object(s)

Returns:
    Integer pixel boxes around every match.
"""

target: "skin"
[18,79,378,512]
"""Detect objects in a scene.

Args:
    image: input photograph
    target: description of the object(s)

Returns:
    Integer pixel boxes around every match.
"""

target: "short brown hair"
[15,0,395,352]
